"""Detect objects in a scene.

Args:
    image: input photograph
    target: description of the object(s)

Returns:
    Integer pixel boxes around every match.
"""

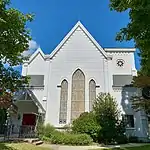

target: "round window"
[117,59,125,67]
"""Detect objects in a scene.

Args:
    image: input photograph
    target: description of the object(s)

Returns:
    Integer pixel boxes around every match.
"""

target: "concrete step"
[23,138,39,143]
[31,138,40,143]
[33,140,43,145]
[23,138,43,146]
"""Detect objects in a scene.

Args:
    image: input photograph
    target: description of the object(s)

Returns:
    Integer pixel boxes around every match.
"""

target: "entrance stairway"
[24,138,43,145]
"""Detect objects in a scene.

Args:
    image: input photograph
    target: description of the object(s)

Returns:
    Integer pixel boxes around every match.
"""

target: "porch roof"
[13,89,46,114]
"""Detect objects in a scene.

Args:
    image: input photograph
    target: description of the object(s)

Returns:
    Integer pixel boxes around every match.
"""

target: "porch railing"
[19,125,37,138]
[0,124,38,140]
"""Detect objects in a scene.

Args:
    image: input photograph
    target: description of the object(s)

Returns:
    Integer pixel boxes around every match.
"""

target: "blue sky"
[12,0,140,70]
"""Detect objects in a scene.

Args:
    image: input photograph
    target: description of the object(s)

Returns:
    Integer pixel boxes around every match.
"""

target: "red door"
[22,114,36,126]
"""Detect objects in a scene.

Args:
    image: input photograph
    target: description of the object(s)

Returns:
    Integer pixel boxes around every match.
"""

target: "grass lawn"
[0,143,51,150]
[100,145,150,150]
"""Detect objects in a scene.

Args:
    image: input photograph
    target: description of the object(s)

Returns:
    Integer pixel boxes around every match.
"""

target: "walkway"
[40,143,150,150]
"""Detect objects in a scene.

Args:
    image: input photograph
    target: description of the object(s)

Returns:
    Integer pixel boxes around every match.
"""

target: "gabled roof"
[49,21,108,59]
[25,47,45,64]
[14,89,46,113]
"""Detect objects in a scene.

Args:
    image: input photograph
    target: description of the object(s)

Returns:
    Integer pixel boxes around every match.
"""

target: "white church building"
[12,22,149,140]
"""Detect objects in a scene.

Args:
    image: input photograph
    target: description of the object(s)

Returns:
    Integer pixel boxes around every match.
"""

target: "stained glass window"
[71,69,85,122]
[89,79,96,111]
[59,80,68,124]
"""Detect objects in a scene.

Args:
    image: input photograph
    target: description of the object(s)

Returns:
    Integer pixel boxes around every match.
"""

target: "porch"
[1,89,45,140]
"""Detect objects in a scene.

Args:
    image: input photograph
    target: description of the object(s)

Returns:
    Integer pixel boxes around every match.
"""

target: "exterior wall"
[28,53,47,75]
[45,27,107,126]
[106,51,136,75]
[112,87,147,138]
[21,23,147,139]
[22,52,49,110]
[106,50,147,139]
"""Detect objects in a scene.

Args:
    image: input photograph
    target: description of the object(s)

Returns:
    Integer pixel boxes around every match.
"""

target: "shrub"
[63,124,72,133]
[72,112,101,142]
[37,123,55,138]
[128,136,139,143]
[93,93,126,144]
[115,134,128,144]
[39,123,93,145]
[40,136,51,142]
[51,131,93,145]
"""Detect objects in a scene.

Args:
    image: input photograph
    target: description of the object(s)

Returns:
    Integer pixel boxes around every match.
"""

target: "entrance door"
[22,114,36,126]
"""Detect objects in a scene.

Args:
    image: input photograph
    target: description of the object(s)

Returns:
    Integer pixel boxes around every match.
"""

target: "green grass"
[0,143,51,150]
[99,145,150,150]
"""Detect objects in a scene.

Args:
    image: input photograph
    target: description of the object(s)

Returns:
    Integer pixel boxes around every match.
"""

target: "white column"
[107,56,113,93]
[103,58,109,93]
[44,59,52,123]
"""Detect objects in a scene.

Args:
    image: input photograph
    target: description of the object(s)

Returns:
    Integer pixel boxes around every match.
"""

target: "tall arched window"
[89,79,96,111]
[71,69,85,122]
[59,79,68,124]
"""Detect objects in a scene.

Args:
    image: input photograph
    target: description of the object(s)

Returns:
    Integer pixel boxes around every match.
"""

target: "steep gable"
[28,47,45,64]
[49,21,108,59]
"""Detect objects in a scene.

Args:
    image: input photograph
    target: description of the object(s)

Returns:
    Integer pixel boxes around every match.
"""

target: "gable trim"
[49,21,108,59]
[25,47,45,64]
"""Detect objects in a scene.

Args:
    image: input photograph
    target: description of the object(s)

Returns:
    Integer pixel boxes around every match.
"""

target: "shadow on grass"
[0,143,17,150]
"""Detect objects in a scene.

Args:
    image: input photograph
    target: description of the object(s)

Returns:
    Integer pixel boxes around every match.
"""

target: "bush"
[128,136,139,143]
[40,136,51,142]
[115,134,128,144]
[39,123,93,145]
[93,93,126,144]
[37,123,55,138]
[51,131,93,145]
[72,112,101,142]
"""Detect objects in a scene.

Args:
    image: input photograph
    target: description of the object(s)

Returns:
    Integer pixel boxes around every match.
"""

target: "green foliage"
[0,0,33,108]
[128,136,139,143]
[93,93,126,144]
[131,76,150,115]
[39,124,93,145]
[40,136,51,142]
[72,112,101,142]
[0,62,29,108]
[0,0,33,65]
[0,63,29,92]
[37,124,55,138]
[50,131,93,146]
[110,0,150,76]
[109,0,150,115]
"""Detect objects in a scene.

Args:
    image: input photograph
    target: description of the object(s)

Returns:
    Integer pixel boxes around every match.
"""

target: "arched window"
[71,69,85,122]
[59,80,68,124]
[89,79,96,111]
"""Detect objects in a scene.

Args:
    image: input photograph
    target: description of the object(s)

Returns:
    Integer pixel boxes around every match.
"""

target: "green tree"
[93,93,126,144]
[109,0,150,114]
[110,0,150,76]
[0,0,33,108]
[0,0,33,65]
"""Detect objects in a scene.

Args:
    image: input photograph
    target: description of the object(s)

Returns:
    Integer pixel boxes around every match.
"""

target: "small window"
[116,59,125,67]
[29,75,44,87]
[124,115,134,128]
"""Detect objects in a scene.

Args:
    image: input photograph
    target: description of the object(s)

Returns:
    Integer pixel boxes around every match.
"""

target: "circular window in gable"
[117,59,125,67]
